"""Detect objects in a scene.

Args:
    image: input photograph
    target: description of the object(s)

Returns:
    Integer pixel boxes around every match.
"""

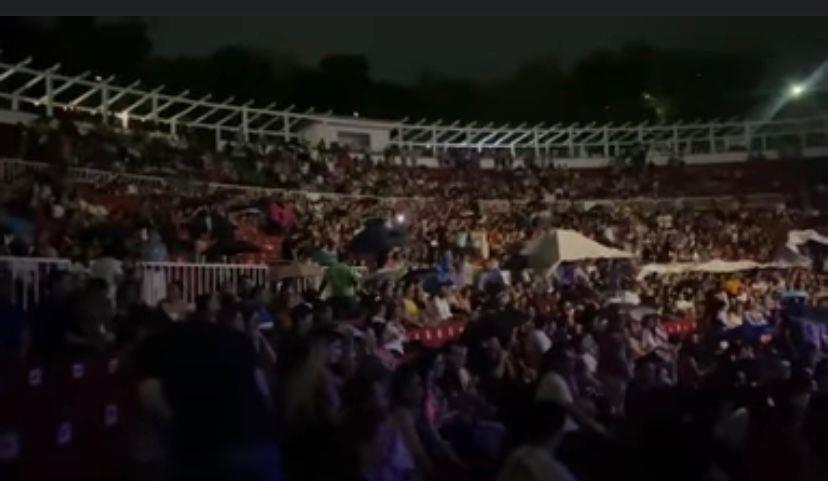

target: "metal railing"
[135,261,270,306]
[0,256,72,310]
[1,57,827,158]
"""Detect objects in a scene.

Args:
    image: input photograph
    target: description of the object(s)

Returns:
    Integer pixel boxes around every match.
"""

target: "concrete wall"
[300,119,393,152]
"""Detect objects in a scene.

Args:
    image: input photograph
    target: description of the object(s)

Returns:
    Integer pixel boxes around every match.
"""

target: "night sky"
[139,17,828,85]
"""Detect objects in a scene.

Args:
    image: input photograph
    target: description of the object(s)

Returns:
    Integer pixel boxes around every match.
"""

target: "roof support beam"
[0,57,33,82]
[120,85,165,115]
[168,94,212,122]
[215,101,252,127]
[90,79,136,112]
[492,123,528,147]
[191,97,234,124]
[140,90,189,122]
[38,70,90,103]
[66,75,117,109]
[509,123,545,147]
[475,125,513,148]
[442,122,476,144]
[245,102,277,126]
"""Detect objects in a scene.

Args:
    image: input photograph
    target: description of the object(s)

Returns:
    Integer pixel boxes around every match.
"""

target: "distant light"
[788,83,807,99]
[642,91,653,100]
[353,111,360,117]
[395,213,405,224]
[95,75,102,81]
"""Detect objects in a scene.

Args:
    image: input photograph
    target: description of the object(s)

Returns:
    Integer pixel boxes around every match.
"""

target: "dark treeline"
[0,17,817,123]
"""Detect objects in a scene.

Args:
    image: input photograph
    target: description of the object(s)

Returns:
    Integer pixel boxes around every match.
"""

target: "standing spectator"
[89,246,124,306]
[320,261,359,320]
[0,271,28,358]
[132,318,280,481]
[497,401,578,481]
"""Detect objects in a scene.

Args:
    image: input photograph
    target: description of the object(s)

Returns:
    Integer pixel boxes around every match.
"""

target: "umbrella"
[349,218,406,255]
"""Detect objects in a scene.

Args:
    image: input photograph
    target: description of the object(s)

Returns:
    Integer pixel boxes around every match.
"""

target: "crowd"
[0,112,814,201]
[3,239,828,481]
[1,112,828,481]
[0,149,819,270]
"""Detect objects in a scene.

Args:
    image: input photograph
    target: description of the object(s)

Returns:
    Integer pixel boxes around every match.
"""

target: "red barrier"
[0,356,138,481]
[405,321,466,348]
[661,318,697,338]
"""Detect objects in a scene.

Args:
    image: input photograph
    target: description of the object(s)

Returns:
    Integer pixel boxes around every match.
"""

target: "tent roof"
[522,229,633,265]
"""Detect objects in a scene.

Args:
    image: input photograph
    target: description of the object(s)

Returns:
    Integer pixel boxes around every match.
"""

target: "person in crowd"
[428,285,454,323]
[596,316,633,418]
[0,271,28,358]
[282,327,349,480]
[4,111,828,481]
[89,244,124,305]
[132,307,280,481]
[497,401,578,481]
[159,282,192,322]
[388,364,437,480]
[319,260,360,320]
[68,277,116,354]
[338,363,415,481]
[140,229,169,263]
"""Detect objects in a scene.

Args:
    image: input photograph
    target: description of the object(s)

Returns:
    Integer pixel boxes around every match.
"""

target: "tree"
[0,18,785,124]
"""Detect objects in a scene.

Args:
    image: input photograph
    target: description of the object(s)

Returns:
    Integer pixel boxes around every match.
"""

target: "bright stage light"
[788,83,807,99]
[395,213,406,224]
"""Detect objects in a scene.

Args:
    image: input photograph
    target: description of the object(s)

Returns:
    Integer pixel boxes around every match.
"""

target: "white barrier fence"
[135,262,270,306]
[0,257,272,310]
[0,255,365,311]
[0,157,46,183]
[0,158,170,190]
[0,256,71,310]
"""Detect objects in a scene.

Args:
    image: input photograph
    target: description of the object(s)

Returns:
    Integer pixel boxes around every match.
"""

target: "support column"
[45,71,54,117]
[242,106,249,143]
[101,85,110,124]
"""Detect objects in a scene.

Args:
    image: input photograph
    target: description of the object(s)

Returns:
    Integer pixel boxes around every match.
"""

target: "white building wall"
[300,119,393,153]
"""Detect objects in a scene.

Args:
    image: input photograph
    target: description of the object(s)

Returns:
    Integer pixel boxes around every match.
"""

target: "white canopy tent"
[773,229,828,268]
[522,229,634,272]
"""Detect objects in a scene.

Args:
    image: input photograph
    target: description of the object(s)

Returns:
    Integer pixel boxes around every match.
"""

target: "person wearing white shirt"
[535,346,608,436]
[429,287,453,322]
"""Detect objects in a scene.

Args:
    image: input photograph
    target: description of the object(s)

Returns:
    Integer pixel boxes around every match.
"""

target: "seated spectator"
[427,285,454,323]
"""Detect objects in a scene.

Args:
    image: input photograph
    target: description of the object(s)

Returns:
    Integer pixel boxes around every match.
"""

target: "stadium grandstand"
[1,49,827,481]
